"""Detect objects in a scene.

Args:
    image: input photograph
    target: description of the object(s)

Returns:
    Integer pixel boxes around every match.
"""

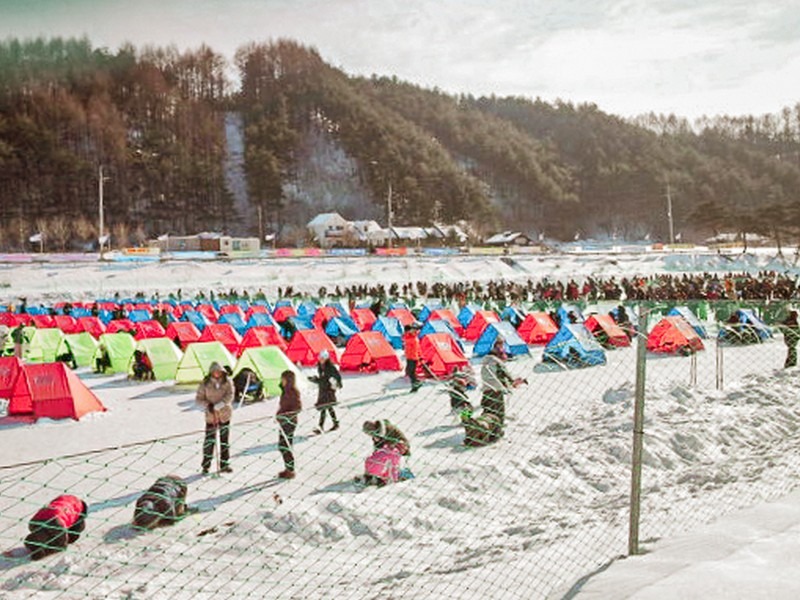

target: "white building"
[307,213,351,248]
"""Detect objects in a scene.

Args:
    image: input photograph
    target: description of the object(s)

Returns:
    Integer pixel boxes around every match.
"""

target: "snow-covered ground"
[0,251,799,599]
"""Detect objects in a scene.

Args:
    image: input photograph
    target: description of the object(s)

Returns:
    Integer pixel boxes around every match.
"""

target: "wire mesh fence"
[0,300,798,599]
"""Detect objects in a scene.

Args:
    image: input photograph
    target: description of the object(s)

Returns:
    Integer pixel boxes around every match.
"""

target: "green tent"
[175,341,235,384]
[94,332,136,373]
[25,328,66,363]
[131,337,183,381]
[4,326,35,355]
[58,332,99,368]
[234,346,299,397]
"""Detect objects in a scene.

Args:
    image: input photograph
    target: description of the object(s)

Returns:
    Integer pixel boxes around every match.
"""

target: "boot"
[278,469,296,479]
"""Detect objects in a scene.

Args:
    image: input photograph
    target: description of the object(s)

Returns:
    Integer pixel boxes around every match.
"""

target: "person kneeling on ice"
[133,475,188,529]
[361,420,411,486]
[308,349,341,433]
[459,407,504,447]
[24,495,87,560]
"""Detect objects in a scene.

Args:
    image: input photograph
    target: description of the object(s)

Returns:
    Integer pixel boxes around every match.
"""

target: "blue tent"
[457,304,482,329]
[389,301,409,311]
[280,316,314,340]
[297,301,319,319]
[128,309,152,323]
[327,302,349,317]
[556,304,584,326]
[501,306,526,328]
[70,307,92,318]
[419,319,459,341]
[325,316,359,344]
[371,316,403,349]
[98,309,114,325]
[718,308,772,343]
[418,302,445,323]
[218,313,248,336]
[182,310,210,332]
[246,313,279,330]
[543,324,606,368]
[473,321,529,357]
[668,306,707,338]
[273,299,293,310]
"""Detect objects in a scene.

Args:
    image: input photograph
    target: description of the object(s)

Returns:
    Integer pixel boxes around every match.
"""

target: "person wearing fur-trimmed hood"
[308,349,342,433]
[196,362,234,474]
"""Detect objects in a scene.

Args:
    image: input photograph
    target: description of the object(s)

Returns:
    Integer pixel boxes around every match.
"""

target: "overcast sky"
[1,0,798,119]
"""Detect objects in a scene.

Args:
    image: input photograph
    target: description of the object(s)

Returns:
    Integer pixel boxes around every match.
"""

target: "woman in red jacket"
[277,370,302,479]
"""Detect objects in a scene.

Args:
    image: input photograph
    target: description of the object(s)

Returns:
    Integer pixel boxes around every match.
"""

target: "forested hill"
[1,37,799,250]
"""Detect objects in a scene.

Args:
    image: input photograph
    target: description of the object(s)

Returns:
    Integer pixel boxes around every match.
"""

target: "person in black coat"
[783,310,800,367]
[309,350,341,433]
[133,475,188,529]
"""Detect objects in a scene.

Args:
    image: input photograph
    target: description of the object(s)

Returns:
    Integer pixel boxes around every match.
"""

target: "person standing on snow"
[480,337,524,429]
[309,349,341,433]
[782,310,800,367]
[277,370,302,479]
[402,324,422,392]
[196,362,234,474]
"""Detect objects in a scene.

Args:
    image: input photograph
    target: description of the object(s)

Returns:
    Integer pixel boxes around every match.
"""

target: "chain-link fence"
[1,300,798,599]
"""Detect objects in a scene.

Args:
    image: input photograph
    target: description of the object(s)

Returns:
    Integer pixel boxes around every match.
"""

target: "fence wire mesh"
[0,300,798,599]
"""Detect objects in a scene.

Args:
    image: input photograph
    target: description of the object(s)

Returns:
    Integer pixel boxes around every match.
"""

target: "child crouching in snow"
[361,420,411,486]
[24,495,87,560]
[133,475,188,530]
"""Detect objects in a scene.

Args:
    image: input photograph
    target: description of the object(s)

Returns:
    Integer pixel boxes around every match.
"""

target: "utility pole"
[666,180,675,244]
[98,166,106,260]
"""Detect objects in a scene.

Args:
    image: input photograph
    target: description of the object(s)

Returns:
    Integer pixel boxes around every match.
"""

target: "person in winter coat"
[479,337,524,431]
[196,362,234,474]
[24,495,87,560]
[362,420,411,486]
[277,370,302,479]
[447,366,475,413]
[783,310,800,367]
[11,323,27,359]
[402,324,422,392]
[309,349,341,433]
[133,475,188,529]
[460,409,504,448]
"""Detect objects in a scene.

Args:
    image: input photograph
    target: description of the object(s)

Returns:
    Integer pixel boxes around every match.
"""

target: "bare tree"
[73,216,96,247]
[48,216,71,251]
[112,222,130,249]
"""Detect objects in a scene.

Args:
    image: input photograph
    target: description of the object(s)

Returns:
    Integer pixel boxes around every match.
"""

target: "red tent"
[31,315,56,329]
[53,315,82,335]
[462,310,499,341]
[77,316,106,339]
[245,305,269,319]
[198,323,242,354]
[219,304,245,319]
[238,326,288,356]
[0,356,29,415]
[340,331,402,372]
[196,304,220,323]
[585,314,630,347]
[312,306,340,329]
[134,320,167,340]
[273,305,298,322]
[23,363,106,421]
[419,333,468,378]
[107,319,136,334]
[164,321,201,349]
[0,313,23,328]
[285,328,338,366]
[386,308,416,327]
[647,317,704,354]
[351,308,377,331]
[427,309,463,336]
[517,312,558,345]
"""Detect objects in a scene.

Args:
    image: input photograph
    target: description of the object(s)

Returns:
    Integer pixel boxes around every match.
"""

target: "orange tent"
[237,326,288,356]
[164,321,201,349]
[647,317,704,354]
[419,332,468,378]
[462,310,499,341]
[350,308,377,331]
[77,316,106,339]
[340,331,402,372]
[585,314,631,348]
[386,308,416,328]
[21,362,106,420]
[285,328,338,366]
[427,309,463,336]
[312,306,340,329]
[517,312,558,344]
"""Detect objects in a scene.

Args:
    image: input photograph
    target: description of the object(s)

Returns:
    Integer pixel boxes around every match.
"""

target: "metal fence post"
[715,339,724,390]
[628,307,648,555]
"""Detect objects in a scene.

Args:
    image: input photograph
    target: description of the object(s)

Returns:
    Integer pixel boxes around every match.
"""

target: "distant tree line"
[1,36,799,251]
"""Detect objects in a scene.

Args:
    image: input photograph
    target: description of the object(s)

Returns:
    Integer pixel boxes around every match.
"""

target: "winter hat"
[208,362,224,375]
[319,349,330,361]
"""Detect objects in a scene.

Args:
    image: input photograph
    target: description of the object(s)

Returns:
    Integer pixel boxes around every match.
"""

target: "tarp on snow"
[175,341,235,384]
[25,362,106,421]
[339,331,402,372]
[233,346,299,397]
[285,329,338,367]
[543,324,607,368]
[473,321,530,357]
[517,312,558,345]
[131,337,183,380]
[647,317,705,354]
